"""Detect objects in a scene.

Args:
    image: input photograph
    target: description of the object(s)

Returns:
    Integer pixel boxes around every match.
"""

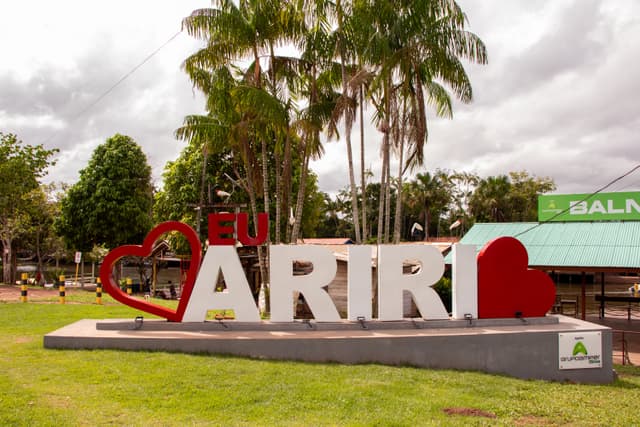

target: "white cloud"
[1,0,639,197]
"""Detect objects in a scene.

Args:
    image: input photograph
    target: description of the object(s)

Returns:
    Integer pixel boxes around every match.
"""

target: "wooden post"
[600,272,605,319]
[581,271,586,320]
[152,258,157,298]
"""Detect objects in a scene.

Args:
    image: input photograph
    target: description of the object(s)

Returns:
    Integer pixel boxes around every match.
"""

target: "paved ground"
[587,315,640,365]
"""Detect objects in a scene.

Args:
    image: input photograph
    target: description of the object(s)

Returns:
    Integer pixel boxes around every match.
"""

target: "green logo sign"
[538,192,640,222]
[572,342,588,356]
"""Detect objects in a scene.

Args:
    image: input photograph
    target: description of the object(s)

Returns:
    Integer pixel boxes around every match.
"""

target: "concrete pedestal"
[44,315,614,383]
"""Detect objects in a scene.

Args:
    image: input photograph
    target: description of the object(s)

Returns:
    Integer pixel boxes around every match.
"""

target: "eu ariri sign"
[99,214,556,323]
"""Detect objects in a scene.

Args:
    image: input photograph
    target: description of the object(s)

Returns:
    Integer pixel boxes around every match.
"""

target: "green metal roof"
[448,222,640,270]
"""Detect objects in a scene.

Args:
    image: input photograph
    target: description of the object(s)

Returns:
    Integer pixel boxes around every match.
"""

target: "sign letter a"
[182,246,260,322]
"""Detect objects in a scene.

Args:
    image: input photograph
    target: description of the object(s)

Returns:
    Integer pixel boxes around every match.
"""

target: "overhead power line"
[40,30,183,146]
[513,163,640,238]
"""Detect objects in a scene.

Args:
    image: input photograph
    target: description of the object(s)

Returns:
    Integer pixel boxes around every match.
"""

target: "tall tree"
[468,175,512,223]
[21,184,60,284]
[507,171,556,222]
[468,172,555,223]
[333,0,362,243]
[0,133,57,284]
[449,170,479,234]
[290,5,340,243]
[404,171,454,239]
[56,134,153,252]
[154,134,239,240]
[182,0,300,288]
[355,0,486,242]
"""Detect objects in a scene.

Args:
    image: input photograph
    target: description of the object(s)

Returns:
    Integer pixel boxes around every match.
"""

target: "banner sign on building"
[538,191,640,222]
[558,332,602,370]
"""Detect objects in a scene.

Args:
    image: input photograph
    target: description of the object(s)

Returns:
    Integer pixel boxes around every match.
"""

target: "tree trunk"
[261,138,270,238]
[359,85,367,243]
[2,237,12,284]
[337,2,361,244]
[197,145,209,238]
[393,138,404,243]
[274,146,282,244]
[424,205,430,240]
[344,115,361,244]
[393,99,408,243]
[285,140,295,244]
[36,231,45,285]
[384,154,391,243]
[291,147,310,243]
[244,152,269,299]
[377,78,391,244]
[377,145,387,244]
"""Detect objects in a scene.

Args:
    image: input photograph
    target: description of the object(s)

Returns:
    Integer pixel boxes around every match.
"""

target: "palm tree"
[468,175,511,222]
[449,170,479,233]
[405,171,454,239]
[353,0,486,242]
[286,2,340,243]
[334,0,363,244]
[182,0,301,290]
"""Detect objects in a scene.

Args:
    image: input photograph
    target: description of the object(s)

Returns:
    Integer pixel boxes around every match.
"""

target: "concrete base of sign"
[44,315,614,383]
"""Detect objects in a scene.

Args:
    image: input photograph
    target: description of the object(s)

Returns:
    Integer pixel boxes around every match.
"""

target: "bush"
[433,275,452,313]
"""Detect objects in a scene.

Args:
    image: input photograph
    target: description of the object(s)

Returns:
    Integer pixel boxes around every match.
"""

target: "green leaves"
[0,133,58,283]
[56,134,153,252]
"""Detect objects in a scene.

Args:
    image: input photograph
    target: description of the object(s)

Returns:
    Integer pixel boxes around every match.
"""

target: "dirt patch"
[0,285,79,302]
[443,407,496,418]
[513,415,555,426]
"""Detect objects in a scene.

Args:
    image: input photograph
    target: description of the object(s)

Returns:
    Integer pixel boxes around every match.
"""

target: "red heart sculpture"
[99,221,202,322]
[477,236,555,319]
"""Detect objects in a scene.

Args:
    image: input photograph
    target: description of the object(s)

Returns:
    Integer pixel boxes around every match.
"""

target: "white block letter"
[183,246,260,322]
[451,244,478,319]
[347,245,373,321]
[569,201,587,215]
[378,245,448,321]
[270,245,340,322]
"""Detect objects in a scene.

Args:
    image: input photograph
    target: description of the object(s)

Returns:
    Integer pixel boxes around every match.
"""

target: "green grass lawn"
[2,289,640,426]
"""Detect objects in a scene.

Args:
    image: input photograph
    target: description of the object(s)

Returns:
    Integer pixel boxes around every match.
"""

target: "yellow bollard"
[20,272,28,303]
[59,275,66,304]
[96,277,102,305]
[126,277,133,295]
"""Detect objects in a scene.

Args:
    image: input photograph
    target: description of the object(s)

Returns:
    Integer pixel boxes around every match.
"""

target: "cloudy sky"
[1,0,639,197]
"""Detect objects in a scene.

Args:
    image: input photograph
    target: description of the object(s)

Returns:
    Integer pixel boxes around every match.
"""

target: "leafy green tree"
[182,1,301,288]
[178,0,487,250]
[154,135,238,241]
[508,171,556,221]
[315,192,347,238]
[448,171,479,234]
[56,134,153,252]
[182,0,297,231]
[468,175,511,222]
[468,171,555,223]
[20,184,61,284]
[404,171,454,239]
[329,181,397,241]
[0,132,57,284]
